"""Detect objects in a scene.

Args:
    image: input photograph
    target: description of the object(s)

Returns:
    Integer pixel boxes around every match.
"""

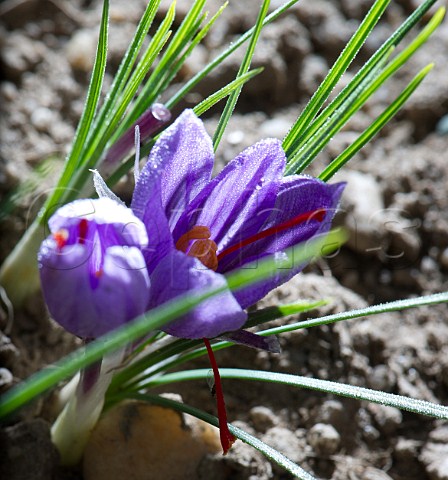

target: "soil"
[1,0,448,479]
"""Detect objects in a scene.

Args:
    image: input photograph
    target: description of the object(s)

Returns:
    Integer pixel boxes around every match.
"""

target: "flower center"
[53,219,89,250]
[175,226,218,271]
[175,208,326,271]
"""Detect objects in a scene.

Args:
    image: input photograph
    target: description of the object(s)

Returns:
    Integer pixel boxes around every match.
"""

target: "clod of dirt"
[83,399,221,480]
[307,423,341,456]
[0,419,59,480]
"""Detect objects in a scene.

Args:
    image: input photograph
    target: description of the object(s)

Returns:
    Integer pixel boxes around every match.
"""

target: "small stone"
[30,107,55,133]
[83,400,221,480]
[0,368,13,391]
[440,248,448,271]
[307,423,340,456]
[368,364,396,392]
[422,446,448,480]
[337,170,385,255]
[0,419,58,480]
[316,400,345,427]
[362,466,394,480]
[368,404,402,435]
[260,117,290,139]
[262,426,308,468]
[249,406,277,432]
[66,29,97,72]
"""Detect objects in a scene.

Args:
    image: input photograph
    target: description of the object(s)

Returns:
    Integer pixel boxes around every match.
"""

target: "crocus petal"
[39,242,150,338]
[132,156,174,273]
[221,330,281,353]
[174,139,286,250]
[220,176,345,271]
[146,109,214,228]
[149,250,247,339]
[231,178,345,308]
[49,198,148,249]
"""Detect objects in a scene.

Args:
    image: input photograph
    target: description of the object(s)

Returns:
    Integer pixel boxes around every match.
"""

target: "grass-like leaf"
[165,0,302,109]
[120,291,448,393]
[282,0,390,157]
[212,0,271,150]
[318,63,434,181]
[38,0,109,221]
[283,0,440,169]
[140,368,448,420]
[194,68,263,116]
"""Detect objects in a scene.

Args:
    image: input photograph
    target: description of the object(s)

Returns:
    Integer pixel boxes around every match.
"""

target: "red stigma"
[53,229,68,250]
[78,219,88,245]
[217,208,326,261]
[203,338,236,454]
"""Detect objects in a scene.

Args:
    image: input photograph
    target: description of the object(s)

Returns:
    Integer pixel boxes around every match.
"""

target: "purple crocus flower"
[131,110,345,340]
[38,198,150,339]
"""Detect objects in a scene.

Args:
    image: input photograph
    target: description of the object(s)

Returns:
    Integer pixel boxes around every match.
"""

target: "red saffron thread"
[203,338,236,454]
[78,218,88,244]
[217,208,326,261]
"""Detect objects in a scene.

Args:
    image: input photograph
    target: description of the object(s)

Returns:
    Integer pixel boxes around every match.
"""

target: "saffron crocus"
[131,110,345,340]
[38,197,150,339]
[130,110,344,454]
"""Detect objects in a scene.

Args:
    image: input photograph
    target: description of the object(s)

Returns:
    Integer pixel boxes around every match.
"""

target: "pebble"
[440,248,448,271]
[307,423,341,456]
[367,404,402,435]
[421,441,448,480]
[260,117,291,140]
[66,29,97,72]
[0,367,13,391]
[249,405,277,432]
[0,419,59,480]
[30,107,56,133]
[83,400,221,480]
[337,170,385,254]
[362,466,394,480]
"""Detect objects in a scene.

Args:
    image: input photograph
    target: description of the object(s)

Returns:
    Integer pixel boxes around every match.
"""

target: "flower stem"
[51,350,124,465]
[203,338,236,454]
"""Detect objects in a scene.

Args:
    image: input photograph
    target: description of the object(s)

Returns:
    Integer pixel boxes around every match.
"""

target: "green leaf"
[282,0,391,157]
[119,291,448,392]
[283,0,440,169]
[318,63,434,181]
[123,392,317,480]
[165,0,302,109]
[212,0,271,150]
[142,369,448,420]
[194,68,263,116]
[38,0,109,222]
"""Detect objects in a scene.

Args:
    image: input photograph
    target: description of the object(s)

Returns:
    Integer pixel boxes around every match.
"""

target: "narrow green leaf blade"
[318,64,434,181]
[212,0,271,150]
[282,0,390,156]
[38,0,109,222]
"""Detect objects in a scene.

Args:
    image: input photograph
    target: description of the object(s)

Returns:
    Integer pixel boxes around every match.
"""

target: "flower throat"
[175,208,326,270]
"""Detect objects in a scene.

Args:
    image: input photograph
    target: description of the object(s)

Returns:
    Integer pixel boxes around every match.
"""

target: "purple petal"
[221,330,281,353]
[49,198,148,249]
[232,178,345,308]
[39,242,150,338]
[146,110,214,228]
[132,157,174,273]
[103,103,171,170]
[149,250,247,339]
[220,176,345,271]
[173,139,286,251]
